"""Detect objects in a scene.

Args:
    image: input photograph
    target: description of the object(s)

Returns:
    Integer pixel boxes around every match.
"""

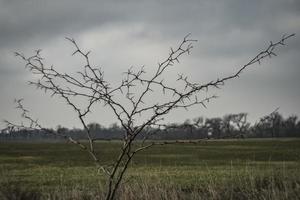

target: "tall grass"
[1,139,299,199]
[1,163,299,200]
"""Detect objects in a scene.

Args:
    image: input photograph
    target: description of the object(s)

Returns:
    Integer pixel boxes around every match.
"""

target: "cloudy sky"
[0,0,299,129]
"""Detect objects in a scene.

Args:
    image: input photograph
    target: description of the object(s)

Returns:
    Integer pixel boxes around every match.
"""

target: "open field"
[0,138,300,199]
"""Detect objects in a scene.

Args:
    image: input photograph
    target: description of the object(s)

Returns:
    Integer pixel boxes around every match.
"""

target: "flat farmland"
[0,138,299,199]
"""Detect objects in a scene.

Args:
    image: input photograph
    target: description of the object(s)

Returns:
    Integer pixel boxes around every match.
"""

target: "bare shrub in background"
[5,33,294,200]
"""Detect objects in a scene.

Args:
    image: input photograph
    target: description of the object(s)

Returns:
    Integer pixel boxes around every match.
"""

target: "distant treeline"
[1,111,299,141]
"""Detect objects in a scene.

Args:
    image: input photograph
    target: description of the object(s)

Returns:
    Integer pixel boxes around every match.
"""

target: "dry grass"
[1,166,299,200]
[0,139,300,199]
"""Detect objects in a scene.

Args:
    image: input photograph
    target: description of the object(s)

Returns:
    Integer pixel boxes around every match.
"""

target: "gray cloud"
[0,0,299,128]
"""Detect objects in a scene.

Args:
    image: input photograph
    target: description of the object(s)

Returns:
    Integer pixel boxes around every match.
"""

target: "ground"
[0,138,299,199]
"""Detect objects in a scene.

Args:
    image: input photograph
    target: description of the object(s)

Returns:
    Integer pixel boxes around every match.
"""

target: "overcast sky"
[0,0,299,129]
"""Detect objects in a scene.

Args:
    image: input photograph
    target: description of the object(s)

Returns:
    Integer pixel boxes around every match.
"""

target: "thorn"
[86,51,91,56]
[72,50,79,56]
[271,52,277,56]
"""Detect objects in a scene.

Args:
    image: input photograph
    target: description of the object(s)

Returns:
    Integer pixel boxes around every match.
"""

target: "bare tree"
[231,113,250,138]
[222,114,235,137]
[256,108,284,138]
[205,117,223,138]
[4,33,294,199]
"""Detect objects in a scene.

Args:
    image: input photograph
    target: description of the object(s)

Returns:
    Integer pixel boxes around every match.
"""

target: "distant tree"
[56,125,69,135]
[254,109,283,137]
[87,122,103,138]
[230,113,250,138]
[87,122,102,131]
[297,121,300,136]
[193,117,205,128]
[222,114,235,137]
[192,117,206,138]
[269,112,284,137]
[4,34,294,199]
[283,115,298,137]
[205,117,223,138]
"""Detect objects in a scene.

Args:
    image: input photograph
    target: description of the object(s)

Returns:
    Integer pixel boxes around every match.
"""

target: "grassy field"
[0,138,300,199]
